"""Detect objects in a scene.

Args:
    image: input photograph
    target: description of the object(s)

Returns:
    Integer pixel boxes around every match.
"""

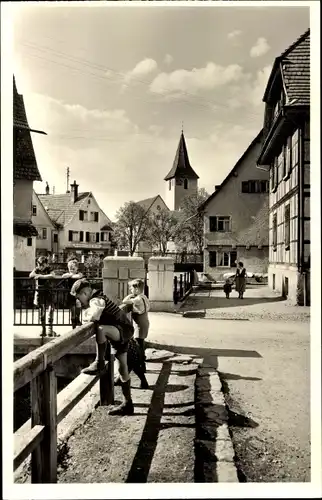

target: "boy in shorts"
[122,279,150,370]
[62,257,84,329]
[70,278,134,416]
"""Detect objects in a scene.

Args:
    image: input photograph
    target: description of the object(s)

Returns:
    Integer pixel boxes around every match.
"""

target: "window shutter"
[86,232,90,242]
[242,181,249,193]
[68,230,73,241]
[80,231,84,242]
[100,232,104,241]
[79,210,84,221]
[96,232,100,242]
[95,212,99,222]
[209,216,217,232]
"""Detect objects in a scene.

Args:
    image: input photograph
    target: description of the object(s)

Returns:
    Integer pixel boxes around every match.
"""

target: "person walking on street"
[234,261,247,299]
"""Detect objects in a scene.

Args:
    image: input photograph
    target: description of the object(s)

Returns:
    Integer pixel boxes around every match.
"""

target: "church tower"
[164,131,199,211]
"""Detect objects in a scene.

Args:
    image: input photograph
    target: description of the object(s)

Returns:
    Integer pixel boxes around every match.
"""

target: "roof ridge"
[280,28,310,61]
[199,129,263,211]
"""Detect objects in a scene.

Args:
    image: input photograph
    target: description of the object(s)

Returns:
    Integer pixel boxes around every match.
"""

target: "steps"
[57,348,239,483]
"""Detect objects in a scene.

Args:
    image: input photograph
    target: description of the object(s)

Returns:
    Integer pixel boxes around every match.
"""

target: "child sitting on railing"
[70,278,135,416]
[30,256,56,337]
[62,257,84,329]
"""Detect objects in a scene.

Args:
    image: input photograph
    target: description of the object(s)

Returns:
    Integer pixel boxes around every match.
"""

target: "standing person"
[234,261,247,299]
[122,279,150,372]
[62,257,84,329]
[70,278,135,416]
[30,256,56,337]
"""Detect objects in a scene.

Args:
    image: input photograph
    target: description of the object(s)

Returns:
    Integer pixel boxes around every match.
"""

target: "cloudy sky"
[12,2,309,220]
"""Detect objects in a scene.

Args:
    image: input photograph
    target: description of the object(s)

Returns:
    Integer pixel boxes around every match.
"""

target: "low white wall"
[148,257,174,312]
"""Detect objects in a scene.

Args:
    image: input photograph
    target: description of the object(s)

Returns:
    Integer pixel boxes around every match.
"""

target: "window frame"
[209,216,231,232]
[42,228,47,240]
[32,205,37,216]
[284,204,290,250]
[272,213,277,251]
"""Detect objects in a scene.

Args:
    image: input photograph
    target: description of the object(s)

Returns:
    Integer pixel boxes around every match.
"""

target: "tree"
[174,187,209,253]
[113,201,151,256]
[84,253,101,277]
[146,209,179,255]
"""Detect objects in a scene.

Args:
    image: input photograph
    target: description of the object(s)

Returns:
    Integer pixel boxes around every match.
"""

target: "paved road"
[146,312,310,482]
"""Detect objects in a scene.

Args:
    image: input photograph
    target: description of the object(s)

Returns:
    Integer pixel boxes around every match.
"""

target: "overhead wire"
[17,38,264,121]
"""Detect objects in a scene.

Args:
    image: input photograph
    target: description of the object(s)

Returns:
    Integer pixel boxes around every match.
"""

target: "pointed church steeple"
[164,132,199,181]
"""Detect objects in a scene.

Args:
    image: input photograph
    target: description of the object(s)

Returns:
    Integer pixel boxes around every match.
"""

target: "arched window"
[184,179,188,189]
[169,180,171,191]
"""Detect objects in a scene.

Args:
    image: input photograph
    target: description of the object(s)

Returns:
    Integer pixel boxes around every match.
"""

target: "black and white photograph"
[2,0,321,498]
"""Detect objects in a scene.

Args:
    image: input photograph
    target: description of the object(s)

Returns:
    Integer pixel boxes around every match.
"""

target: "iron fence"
[173,271,194,304]
[14,277,103,326]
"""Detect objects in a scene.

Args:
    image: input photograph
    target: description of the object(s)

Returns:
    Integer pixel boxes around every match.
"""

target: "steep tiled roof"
[13,77,42,182]
[199,130,263,211]
[164,132,199,181]
[281,29,310,105]
[136,195,170,213]
[136,195,159,212]
[38,192,90,226]
[263,29,310,104]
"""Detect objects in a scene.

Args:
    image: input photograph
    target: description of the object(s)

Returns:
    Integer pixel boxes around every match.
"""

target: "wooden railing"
[14,322,114,483]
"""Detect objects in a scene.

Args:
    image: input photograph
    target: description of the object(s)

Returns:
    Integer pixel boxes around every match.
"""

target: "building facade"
[200,131,269,280]
[32,189,59,256]
[257,29,310,305]
[136,195,170,253]
[164,132,199,211]
[38,181,114,260]
[13,76,46,272]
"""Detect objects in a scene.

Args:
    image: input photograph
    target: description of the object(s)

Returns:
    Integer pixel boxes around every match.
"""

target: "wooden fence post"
[30,365,57,483]
[100,342,114,406]
[179,274,183,299]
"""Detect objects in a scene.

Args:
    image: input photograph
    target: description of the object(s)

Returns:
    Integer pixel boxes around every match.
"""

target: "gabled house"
[136,195,170,253]
[256,29,310,305]
[31,187,59,257]
[199,130,269,280]
[13,76,46,272]
[38,180,114,259]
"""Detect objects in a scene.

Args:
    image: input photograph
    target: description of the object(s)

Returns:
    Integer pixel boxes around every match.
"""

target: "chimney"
[70,180,79,203]
[45,182,50,195]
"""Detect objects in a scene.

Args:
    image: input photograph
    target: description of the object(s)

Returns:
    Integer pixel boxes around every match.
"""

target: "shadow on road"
[146,341,262,370]
[182,295,286,312]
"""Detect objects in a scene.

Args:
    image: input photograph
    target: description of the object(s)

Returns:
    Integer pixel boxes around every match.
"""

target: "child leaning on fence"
[122,279,150,372]
[29,256,57,337]
[62,257,84,329]
[70,278,135,416]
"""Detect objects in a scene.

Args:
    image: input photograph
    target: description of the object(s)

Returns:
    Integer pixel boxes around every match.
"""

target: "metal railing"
[173,271,194,304]
[14,323,114,483]
[14,277,103,326]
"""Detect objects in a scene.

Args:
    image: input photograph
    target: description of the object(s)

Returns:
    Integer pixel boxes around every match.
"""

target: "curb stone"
[195,366,239,483]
